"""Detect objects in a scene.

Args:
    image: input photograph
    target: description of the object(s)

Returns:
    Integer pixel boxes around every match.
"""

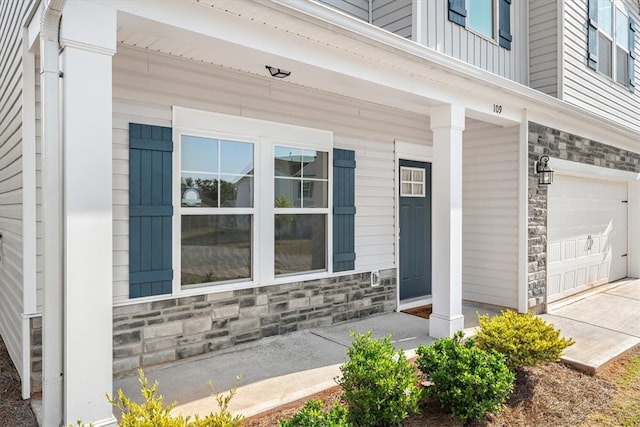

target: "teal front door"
[399,160,432,300]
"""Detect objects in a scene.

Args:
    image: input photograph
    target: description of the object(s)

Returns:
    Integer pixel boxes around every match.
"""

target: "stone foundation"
[112,269,396,376]
[527,122,640,312]
[30,269,396,388]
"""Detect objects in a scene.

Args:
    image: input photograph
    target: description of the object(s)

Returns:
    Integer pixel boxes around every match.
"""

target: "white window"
[400,167,426,197]
[468,0,494,39]
[174,108,333,290]
[595,0,631,87]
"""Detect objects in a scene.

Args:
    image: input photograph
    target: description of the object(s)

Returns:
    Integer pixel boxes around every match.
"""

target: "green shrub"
[336,331,421,426]
[416,331,515,423]
[475,310,575,370]
[106,369,244,427]
[278,400,351,427]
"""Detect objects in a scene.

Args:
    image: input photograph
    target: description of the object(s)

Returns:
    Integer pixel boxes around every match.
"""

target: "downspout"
[40,0,66,425]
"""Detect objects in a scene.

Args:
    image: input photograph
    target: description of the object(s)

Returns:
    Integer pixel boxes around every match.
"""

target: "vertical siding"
[419,0,528,84]
[529,0,558,97]
[563,0,640,132]
[112,47,431,303]
[315,0,369,21]
[0,0,32,379]
[35,57,42,313]
[372,0,412,39]
[462,121,519,308]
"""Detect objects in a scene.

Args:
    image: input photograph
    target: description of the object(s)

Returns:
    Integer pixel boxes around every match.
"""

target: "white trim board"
[551,158,640,182]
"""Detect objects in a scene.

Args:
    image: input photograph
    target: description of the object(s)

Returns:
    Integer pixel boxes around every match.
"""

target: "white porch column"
[429,104,465,338]
[60,2,117,426]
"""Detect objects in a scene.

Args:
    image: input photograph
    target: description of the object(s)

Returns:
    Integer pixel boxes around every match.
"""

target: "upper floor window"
[448,0,512,50]
[588,0,636,91]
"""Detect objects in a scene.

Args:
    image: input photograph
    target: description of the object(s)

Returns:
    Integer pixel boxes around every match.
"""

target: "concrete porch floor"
[109,280,640,420]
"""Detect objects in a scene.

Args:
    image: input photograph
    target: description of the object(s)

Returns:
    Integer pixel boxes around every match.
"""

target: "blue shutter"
[448,0,466,26]
[333,148,356,272]
[630,20,636,92]
[498,0,512,50]
[129,123,173,298]
[587,0,598,70]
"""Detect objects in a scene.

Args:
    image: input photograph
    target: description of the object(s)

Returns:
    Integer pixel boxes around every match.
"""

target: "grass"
[582,347,640,426]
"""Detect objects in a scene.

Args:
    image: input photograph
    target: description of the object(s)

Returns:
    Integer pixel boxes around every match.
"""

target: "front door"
[399,160,432,300]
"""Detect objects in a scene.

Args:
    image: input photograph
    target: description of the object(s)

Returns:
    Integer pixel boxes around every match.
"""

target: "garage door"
[547,175,628,302]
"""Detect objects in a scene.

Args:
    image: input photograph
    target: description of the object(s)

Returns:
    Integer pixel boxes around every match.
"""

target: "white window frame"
[172,107,334,296]
[596,0,630,87]
[466,0,497,43]
[400,166,427,198]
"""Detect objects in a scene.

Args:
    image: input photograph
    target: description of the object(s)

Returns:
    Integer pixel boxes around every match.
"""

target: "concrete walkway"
[113,279,640,419]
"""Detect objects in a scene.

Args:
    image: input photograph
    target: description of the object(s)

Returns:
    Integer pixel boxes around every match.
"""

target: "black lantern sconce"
[536,155,554,185]
[265,65,291,79]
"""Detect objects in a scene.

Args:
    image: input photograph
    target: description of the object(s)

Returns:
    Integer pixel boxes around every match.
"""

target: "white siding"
[35,57,42,312]
[0,0,32,379]
[112,47,431,303]
[562,0,640,133]
[529,0,558,97]
[418,0,528,84]
[372,0,412,39]
[462,121,519,308]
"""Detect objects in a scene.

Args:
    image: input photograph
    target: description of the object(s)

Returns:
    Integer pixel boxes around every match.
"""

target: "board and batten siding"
[0,0,33,379]
[415,0,528,84]
[529,0,558,97]
[462,121,519,308]
[563,0,640,133]
[111,47,431,303]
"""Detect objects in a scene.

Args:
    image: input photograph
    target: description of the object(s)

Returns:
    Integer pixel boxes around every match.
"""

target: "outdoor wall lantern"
[265,65,291,78]
[536,155,554,185]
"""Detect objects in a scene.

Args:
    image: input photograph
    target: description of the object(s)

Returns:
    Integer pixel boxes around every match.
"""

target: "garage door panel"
[548,175,628,302]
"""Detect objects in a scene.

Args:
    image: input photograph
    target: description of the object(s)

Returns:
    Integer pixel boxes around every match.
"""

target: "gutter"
[262,0,640,142]
[39,0,66,425]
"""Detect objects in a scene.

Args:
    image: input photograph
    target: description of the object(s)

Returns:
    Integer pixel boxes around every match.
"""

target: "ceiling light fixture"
[265,65,291,78]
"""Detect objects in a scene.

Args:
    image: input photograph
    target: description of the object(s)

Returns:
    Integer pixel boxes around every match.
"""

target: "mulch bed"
[245,359,616,427]
[0,337,37,427]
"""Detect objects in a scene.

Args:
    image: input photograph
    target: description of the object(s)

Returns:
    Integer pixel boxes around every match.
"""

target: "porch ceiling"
[116,10,439,118]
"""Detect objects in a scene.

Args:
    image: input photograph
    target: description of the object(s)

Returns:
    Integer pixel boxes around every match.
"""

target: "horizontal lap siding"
[315,0,369,21]
[0,0,32,379]
[563,0,640,133]
[421,0,528,84]
[372,0,412,39]
[462,121,519,308]
[529,0,558,97]
[112,47,430,303]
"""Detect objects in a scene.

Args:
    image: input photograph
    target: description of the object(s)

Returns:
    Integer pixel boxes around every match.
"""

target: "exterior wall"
[372,0,412,39]
[563,0,640,133]
[416,0,529,84]
[0,0,33,381]
[316,0,369,21]
[529,0,558,97]
[112,46,431,303]
[462,121,519,308]
[527,122,640,312]
[110,269,396,376]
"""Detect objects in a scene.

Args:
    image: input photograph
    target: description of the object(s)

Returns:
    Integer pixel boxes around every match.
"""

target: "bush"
[416,331,515,423]
[278,400,351,427]
[336,331,421,426]
[475,310,575,370]
[105,369,244,427]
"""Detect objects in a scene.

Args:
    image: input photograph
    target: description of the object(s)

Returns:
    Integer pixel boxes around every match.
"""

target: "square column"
[429,104,465,338]
[60,2,117,426]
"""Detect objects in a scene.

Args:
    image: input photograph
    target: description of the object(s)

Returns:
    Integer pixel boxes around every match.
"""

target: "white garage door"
[547,175,628,302]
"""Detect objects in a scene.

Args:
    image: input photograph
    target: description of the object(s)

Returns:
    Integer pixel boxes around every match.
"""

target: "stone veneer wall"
[527,122,640,313]
[30,269,396,389]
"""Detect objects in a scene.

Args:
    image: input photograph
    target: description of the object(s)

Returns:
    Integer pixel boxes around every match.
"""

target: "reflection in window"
[468,0,493,39]
[181,215,251,285]
[275,214,326,275]
[181,136,254,208]
[274,146,328,208]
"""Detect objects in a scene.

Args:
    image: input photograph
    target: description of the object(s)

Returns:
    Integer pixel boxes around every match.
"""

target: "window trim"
[591,0,633,89]
[172,107,334,293]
